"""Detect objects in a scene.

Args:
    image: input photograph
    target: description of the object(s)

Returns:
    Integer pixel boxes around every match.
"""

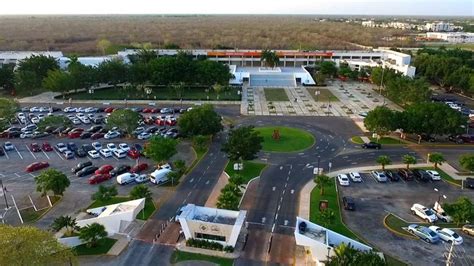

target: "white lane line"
[187,191,192,197]
[14,173,21,177]
[54,150,65,160]
[189,178,194,183]
[25,145,37,160]
[29,173,36,178]
[4,151,9,159]
[42,151,50,160]
[272,186,276,191]
[205,180,210,185]
[14,147,23,160]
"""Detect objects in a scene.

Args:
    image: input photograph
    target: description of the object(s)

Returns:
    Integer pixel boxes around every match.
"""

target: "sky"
[0,0,473,16]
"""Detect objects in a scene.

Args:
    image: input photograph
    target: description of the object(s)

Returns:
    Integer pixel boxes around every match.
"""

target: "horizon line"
[0,14,472,17]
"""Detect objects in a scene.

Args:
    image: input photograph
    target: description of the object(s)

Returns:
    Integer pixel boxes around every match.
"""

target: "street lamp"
[434,188,447,203]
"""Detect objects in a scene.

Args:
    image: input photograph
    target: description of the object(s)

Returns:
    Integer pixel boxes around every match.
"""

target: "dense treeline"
[414,48,474,94]
[0,51,232,97]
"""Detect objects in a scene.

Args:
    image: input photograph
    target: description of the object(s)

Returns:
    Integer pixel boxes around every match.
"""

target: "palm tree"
[320,209,335,228]
[459,154,474,172]
[212,83,223,100]
[314,175,332,196]
[402,155,417,170]
[376,155,392,171]
[129,184,152,201]
[79,223,107,248]
[51,215,77,236]
[429,152,445,169]
[327,243,359,265]
[91,185,118,202]
[260,49,280,69]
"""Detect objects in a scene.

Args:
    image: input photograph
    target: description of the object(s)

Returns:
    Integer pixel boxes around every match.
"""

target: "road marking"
[279,166,283,170]
[351,162,357,165]
[42,151,50,160]
[25,145,37,160]
[189,178,194,183]
[182,199,186,204]
[284,220,289,226]
[187,191,192,196]
[54,150,65,160]
[205,180,210,185]
[277,205,281,211]
[272,186,276,191]
[14,147,23,159]
[291,189,294,194]
[284,183,287,188]
[272,223,276,233]
[261,217,266,223]
[274,214,278,221]
[29,173,36,178]
[14,173,21,177]
[4,151,9,159]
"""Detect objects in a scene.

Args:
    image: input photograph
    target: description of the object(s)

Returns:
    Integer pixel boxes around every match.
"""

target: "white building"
[362,21,376,28]
[0,51,63,68]
[58,56,113,69]
[426,32,474,43]
[76,198,145,235]
[425,21,455,32]
[294,217,374,265]
[177,204,246,248]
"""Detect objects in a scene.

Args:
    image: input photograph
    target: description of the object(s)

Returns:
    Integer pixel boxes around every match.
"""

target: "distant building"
[426,32,474,43]
[362,21,376,28]
[177,204,246,248]
[425,21,456,32]
[0,51,63,68]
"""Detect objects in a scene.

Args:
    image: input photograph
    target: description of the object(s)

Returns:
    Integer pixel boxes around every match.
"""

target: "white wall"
[58,236,83,248]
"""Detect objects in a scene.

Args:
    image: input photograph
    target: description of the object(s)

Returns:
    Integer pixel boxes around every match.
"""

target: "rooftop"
[178,204,244,226]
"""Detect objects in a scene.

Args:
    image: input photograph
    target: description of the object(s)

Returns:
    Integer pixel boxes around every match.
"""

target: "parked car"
[63,150,74,160]
[385,170,400,182]
[371,171,387,182]
[80,132,92,139]
[26,162,49,172]
[95,165,114,175]
[413,169,430,182]
[348,172,362,182]
[462,225,474,236]
[29,143,41,152]
[68,131,82,139]
[91,133,105,140]
[138,132,152,140]
[92,142,102,151]
[3,142,14,151]
[118,143,130,152]
[75,149,87,158]
[67,142,78,152]
[432,202,453,223]
[116,173,139,185]
[342,196,355,211]
[113,149,127,159]
[398,169,414,181]
[110,165,131,177]
[425,170,441,181]
[128,148,140,159]
[464,177,474,189]
[361,142,381,149]
[134,174,149,183]
[337,174,350,186]
[99,148,112,158]
[76,166,99,177]
[411,203,438,223]
[429,226,463,245]
[407,224,440,243]
[72,161,93,173]
[131,163,149,173]
[104,131,121,139]
[106,143,117,151]
[88,150,100,159]
[42,142,53,152]
[82,144,94,153]
[55,143,68,153]
[88,174,112,185]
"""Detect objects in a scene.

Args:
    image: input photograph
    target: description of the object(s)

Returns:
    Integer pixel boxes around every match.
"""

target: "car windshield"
[429,231,437,237]
[452,232,459,238]
[425,209,434,216]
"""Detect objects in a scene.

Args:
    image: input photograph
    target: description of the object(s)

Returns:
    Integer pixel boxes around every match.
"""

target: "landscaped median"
[255,126,315,152]
[170,250,233,266]
[73,237,118,256]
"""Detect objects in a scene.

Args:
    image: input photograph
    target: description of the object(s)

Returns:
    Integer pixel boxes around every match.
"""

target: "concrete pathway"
[204,172,229,208]
[107,235,130,256]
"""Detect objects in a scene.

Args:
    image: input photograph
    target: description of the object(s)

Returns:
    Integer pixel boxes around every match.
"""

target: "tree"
[106,109,141,135]
[129,184,152,201]
[0,64,15,93]
[314,175,331,196]
[97,59,128,87]
[35,169,70,196]
[15,55,59,94]
[78,223,107,248]
[171,82,186,100]
[178,104,223,137]
[51,215,77,236]
[37,115,73,132]
[260,49,280,68]
[460,154,474,172]
[320,208,335,228]
[443,197,474,225]
[212,83,224,100]
[315,72,326,86]
[67,58,97,91]
[144,136,178,163]
[97,38,112,55]
[0,98,19,130]
[216,190,240,210]
[42,69,73,98]
[319,61,337,77]
[192,135,210,153]
[376,155,392,171]
[364,106,397,139]
[91,185,118,202]
[0,224,75,265]
[402,155,417,170]
[221,126,264,161]
[429,153,445,169]
[327,243,385,266]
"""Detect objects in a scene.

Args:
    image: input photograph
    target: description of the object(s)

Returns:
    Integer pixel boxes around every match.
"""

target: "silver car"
[408,224,440,243]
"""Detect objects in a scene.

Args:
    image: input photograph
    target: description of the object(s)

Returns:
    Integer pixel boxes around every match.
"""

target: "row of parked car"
[23,105,186,115]
[336,169,442,186]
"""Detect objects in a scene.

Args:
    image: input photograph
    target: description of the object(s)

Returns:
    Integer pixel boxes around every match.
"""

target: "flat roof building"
[426,32,474,43]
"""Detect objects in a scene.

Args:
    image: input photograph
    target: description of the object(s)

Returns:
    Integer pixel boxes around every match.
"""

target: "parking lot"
[337,171,474,265]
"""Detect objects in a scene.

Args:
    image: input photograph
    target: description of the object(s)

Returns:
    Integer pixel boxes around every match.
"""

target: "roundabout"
[254,126,315,152]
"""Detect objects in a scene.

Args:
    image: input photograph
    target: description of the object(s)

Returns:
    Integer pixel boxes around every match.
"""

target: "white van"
[150,168,172,184]
[113,149,127,159]
[116,173,138,185]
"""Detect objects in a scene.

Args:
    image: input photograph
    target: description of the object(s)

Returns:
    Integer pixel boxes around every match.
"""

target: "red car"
[151,108,160,113]
[88,174,112,184]
[155,118,165,126]
[128,148,140,159]
[95,165,114,175]
[166,118,177,126]
[104,107,115,113]
[42,142,53,152]
[26,161,49,172]
[131,163,148,173]
[142,108,153,113]
[68,131,82,139]
[30,143,41,152]
[91,132,105,140]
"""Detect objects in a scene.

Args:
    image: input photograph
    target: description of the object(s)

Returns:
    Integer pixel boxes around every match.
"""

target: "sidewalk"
[204,172,229,208]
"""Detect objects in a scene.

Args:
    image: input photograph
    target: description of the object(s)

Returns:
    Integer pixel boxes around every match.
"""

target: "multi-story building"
[425,21,455,32]
[426,32,474,43]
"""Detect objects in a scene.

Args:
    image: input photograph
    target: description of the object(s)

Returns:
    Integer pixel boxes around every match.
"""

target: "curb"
[27,196,63,224]
[382,214,417,240]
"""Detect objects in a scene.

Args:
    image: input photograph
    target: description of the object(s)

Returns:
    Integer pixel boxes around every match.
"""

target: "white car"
[133,127,145,135]
[135,174,149,183]
[20,131,33,138]
[425,170,441,181]
[104,131,120,139]
[17,113,26,120]
[429,226,463,245]
[84,107,98,113]
[371,171,387,182]
[99,148,112,158]
[31,116,40,124]
[88,150,100,159]
[106,143,117,151]
[138,132,152,140]
[21,124,37,132]
[29,107,41,112]
[411,203,438,223]
[3,142,14,151]
[349,172,362,182]
[80,117,91,124]
[72,118,81,125]
[92,142,102,151]
[76,107,86,113]
[113,149,127,159]
[118,143,130,152]
[337,174,350,186]
[63,107,76,113]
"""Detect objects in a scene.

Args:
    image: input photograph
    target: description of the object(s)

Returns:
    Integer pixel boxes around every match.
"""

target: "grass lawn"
[385,254,408,266]
[351,136,404,145]
[307,88,339,102]
[136,199,156,220]
[73,237,117,256]
[170,250,233,266]
[66,86,241,101]
[20,195,61,223]
[264,88,289,101]
[255,126,315,152]
[310,180,361,241]
[225,161,267,183]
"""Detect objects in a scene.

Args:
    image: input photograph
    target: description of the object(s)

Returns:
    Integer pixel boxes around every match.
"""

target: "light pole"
[317,156,321,176]
[434,188,447,204]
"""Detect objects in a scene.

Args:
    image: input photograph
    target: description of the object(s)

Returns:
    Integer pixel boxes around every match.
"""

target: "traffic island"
[255,126,315,152]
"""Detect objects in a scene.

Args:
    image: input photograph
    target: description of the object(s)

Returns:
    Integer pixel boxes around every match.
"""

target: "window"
[195,233,226,242]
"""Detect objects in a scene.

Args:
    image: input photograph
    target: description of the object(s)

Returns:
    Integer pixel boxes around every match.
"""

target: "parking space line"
[14,173,21,177]
[42,151,50,160]
[54,150,65,160]
[25,145,37,160]
[14,147,23,159]
[4,151,9,159]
